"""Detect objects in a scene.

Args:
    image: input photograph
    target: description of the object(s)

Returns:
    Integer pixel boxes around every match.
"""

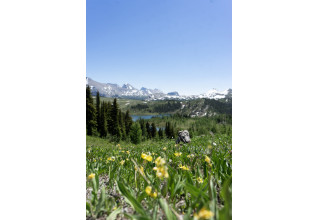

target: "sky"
[87,0,231,96]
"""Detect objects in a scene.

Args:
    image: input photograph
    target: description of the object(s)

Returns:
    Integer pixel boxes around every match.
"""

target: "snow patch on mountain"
[86,77,231,100]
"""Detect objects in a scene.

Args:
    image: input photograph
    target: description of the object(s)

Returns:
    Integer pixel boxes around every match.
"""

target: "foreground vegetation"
[86,134,232,220]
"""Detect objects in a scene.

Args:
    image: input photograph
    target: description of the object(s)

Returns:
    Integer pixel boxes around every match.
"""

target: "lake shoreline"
[131,114,171,122]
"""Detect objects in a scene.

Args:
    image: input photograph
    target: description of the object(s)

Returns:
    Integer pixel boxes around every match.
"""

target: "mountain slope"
[86,77,232,100]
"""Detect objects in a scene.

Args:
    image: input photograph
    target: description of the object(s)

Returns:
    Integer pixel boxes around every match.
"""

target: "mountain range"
[86,77,232,101]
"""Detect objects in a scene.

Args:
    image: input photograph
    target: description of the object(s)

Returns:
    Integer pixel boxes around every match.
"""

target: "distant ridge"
[86,77,232,101]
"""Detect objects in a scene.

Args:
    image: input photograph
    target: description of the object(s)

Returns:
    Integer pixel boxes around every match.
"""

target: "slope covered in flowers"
[86,134,232,220]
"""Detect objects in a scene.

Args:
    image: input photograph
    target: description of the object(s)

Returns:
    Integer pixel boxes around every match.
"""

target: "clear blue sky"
[87,0,231,95]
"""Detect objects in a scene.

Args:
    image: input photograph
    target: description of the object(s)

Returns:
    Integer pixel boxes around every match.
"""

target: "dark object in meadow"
[176,130,191,144]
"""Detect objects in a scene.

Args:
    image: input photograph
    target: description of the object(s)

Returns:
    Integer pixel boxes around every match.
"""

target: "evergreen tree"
[119,110,126,140]
[165,122,174,138]
[130,122,142,144]
[151,122,157,138]
[86,85,96,136]
[110,98,122,141]
[158,128,163,139]
[100,101,107,138]
[146,122,151,139]
[124,110,133,136]
[96,91,101,134]
[139,119,147,141]
[169,123,175,138]
[106,101,112,134]
[165,122,169,138]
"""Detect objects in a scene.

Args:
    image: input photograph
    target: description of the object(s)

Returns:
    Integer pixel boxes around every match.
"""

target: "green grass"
[86,134,232,219]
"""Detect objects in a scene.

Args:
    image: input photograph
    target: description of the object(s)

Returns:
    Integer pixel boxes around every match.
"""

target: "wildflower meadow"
[86,134,232,220]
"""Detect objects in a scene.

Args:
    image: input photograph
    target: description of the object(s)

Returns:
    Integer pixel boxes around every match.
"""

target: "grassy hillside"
[86,134,232,219]
[87,93,232,219]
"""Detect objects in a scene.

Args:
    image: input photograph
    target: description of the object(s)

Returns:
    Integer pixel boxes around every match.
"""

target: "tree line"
[130,101,182,114]
[86,86,132,141]
[86,86,176,144]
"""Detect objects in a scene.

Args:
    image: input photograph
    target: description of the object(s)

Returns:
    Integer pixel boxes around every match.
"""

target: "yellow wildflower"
[194,208,214,219]
[178,165,190,171]
[174,152,182,157]
[155,157,166,166]
[145,186,157,198]
[146,155,152,162]
[163,147,167,151]
[183,166,190,171]
[154,157,169,179]
[126,151,130,154]
[156,172,163,178]
[120,160,125,165]
[88,173,95,180]
[197,177,203,184]
[151,191,157,198]
[156,166,169,178]
[145,186,152,195]
[187,154,195,158]
[141,153,152,162]
[204,156,211,164]
[107,156,115,161]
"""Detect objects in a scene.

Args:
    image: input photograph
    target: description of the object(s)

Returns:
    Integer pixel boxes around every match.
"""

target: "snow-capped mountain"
[198,88,232,99]
[86,77,165,99]
[86,77,232,100]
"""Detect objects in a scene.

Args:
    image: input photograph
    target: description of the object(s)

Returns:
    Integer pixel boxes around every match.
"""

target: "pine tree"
[110,98,121,141]
[158,128,163,139]
[119,110,126,140]
[165,122,174,138]
[124,110,133,136]
[146,122,151,139]
[130,122,142,144]
[139,119,147,141]
[165,122,169,138]
[96,91,101,134]
[86,85,96,136]
[169,123,175,138]
[106,101,112,134]
[151,122,157,138]
[100,101,107,138]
